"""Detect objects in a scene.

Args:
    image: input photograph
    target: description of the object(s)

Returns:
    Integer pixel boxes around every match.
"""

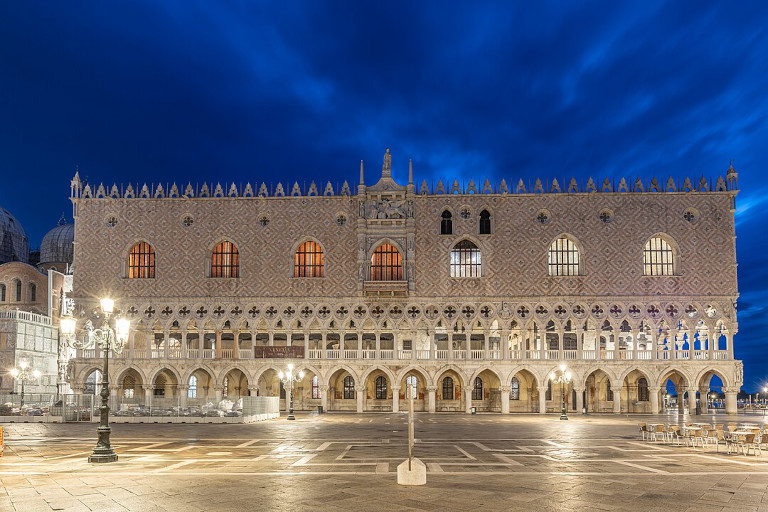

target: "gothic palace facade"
[66,150,743,415]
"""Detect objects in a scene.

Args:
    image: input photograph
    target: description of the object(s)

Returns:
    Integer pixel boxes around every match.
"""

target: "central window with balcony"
[371,243,403,281]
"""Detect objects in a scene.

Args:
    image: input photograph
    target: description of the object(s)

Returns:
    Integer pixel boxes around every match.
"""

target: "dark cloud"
[1,1,766,386]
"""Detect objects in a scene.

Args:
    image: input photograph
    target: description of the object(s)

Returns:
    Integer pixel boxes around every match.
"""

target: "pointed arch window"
[548,236,580,276]
[370,243,402,281]
[1,283,6,302]
[643,236,675,276]
[375,375,387,400]
[311,375,320,399]
[510,377,520,400]
[442,376,455,400]
[188,376,197,398]
[211,241,239,278]
[343,375,355,399]
[294,241,324,277]
[28,283,36,302]
[128,242,155,278]
[450,240,481,277]
[441,210,453,235]
[479,209,491,234]
[472,377,483,400]
[637,377,649,402]
[405,375,418,399]
[14,279,21,301]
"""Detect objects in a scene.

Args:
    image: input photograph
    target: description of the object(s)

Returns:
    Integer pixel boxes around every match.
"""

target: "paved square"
[3,413,768,511]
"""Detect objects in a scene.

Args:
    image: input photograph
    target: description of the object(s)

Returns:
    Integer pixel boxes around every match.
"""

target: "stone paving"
[3,412,768,511]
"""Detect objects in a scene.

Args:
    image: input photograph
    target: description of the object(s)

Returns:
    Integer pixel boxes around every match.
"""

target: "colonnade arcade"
[74,299,736,363]
[72,362,738,415]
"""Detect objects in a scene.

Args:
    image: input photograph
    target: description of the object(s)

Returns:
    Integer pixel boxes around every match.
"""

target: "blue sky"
[1,2,766,389]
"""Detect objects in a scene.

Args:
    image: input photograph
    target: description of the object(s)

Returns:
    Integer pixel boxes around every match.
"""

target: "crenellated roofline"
[68,150,739,200]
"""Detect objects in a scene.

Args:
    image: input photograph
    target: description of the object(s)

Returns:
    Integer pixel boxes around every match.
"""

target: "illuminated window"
[442,377,454,400]
[294,241,324,277]
[211,241,239,278]
[123,375,135,399]
[638,378,649,402]
[548,236,580,276]
[188,376,197,398]
[312,375,320,399]
[370,243,402,281]
[450,240,481,277]
[510,377,520,400]
[479,209,491,234]
[643,236,675,276]
[441,210,452,235]
[343,375,355,399]
[128,242,155,278]
[405,375,418,399]
[472,377,483,400]
[375,376,387,400]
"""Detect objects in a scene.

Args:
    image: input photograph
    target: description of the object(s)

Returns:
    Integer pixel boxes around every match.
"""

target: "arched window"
[123,375,135,399]
[188,376,197,398]
[442,376,455,400]
[311,375,320,399]
[441,210,453,235]
[472,377,483,400]
[510,377,520,400]
[211,241,239,278]
[14,279,21,301]
[370,243,402,281]
[28,283,36,302]
[294,241,324,277]
[479,209,491,235]
[643,236,675,276]
[375,376,387,400]
[450,240,481,277]
[548,236,580,276]
[343,375,355,399]
[606,380,613,401]
[637,378,649,402]
[0,284,5,302]
[405,375,418,399]
[128,242,155,278]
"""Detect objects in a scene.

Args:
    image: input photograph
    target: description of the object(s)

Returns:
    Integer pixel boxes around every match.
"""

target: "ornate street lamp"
[550,364,572,421]
[278,363,304,420]
[60,297,130,463]
[9,360,41,408]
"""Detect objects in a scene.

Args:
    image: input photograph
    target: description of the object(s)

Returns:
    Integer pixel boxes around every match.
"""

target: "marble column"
[613,381,622,414]
[650,387,660,414]
[538,385,548,414]
[465,386,473,414]
[725,387,738,415]
[356,386,365,413]
[427,386,436,413]
[392,385,401,413]
[320,385,329,411]
[500,385,511,414]
[575,386,584,413]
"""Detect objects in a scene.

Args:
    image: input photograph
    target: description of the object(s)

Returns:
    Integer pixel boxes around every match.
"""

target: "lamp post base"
[560,413,568,420]
[287,414,296,420]
[88,451,118,463]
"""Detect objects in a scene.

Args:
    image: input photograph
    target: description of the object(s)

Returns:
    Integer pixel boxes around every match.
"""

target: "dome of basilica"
[0,207,29,264]
[39,216,74,268]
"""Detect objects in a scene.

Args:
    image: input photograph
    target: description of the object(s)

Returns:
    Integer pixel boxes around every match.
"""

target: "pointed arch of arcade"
[395,365,432,388]
[78,364,106,388]
[217,365,253,388]
[468,366,502,388]
[360,365,398,387]
[658,366,694,413]
[150,366,183,387]
[179,364,215,386]
[325,364,361,387]
[432,364,468,389]
[619,367,654,414]
[694,367,731,390]
[115,366,148,389]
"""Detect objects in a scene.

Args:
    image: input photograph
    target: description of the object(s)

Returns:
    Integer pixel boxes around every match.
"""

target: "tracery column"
[500,330,509,360]
[215,331,222,359]
[448,332,454,360]
[631,329,638,360]
[727,333,735,359]
[576,325,583,361]
[181,331,188,359]
[198,328,205,360]
[163,329,170,358]
[303,333,309,359]
[233,330,240,359]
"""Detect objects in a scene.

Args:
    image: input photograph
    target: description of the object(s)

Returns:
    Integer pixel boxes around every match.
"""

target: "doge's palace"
[66,149,742,415]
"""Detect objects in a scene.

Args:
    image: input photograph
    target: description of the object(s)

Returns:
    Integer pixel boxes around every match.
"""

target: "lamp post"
[550,364,572,420]
[278,363,304,420]
[60,297,130,463]
[9,361,41,408]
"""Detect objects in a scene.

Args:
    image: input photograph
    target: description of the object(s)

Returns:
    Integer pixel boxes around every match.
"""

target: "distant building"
[65,151,742,414]
[0,209,73,396]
